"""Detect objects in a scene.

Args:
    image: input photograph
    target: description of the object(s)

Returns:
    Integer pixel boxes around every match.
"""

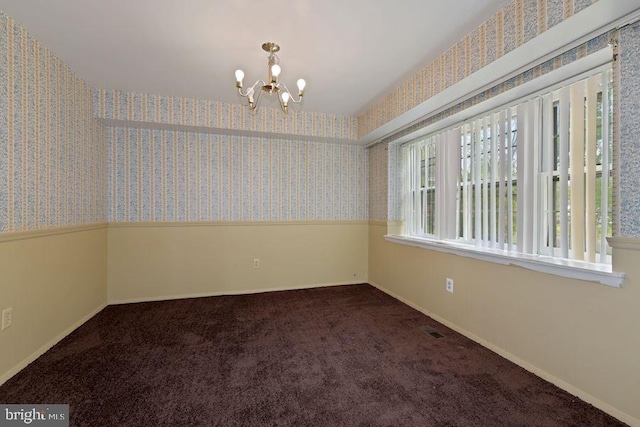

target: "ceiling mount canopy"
[235,42,306,114]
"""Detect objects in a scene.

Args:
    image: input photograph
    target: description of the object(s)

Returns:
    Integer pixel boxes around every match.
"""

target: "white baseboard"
[367,281,639,427]
[108,281,365,305]
[0,302,108,387]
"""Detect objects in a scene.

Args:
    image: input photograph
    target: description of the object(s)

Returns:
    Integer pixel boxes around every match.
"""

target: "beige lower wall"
[369,223,640,426]
[0,226,108,384]
[6,220,635,423]
[107,222,369,303]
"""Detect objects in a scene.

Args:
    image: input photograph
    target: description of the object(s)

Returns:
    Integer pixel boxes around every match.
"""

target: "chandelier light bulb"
[297,79,306,92]
[281,92,290,106]
[271,64,281,78]
[235,69,244,83]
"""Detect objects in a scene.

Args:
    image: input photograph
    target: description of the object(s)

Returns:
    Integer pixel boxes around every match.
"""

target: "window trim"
[388,50,625,288]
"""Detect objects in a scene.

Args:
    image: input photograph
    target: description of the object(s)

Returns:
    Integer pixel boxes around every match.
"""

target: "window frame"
[390,60,624,288]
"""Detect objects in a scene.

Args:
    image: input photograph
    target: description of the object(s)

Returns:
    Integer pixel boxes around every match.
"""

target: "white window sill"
[384,234,625,288]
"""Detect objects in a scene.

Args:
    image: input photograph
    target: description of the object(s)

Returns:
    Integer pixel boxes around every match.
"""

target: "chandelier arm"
[250,84,264,110]
[276,85,288,113]
[278,83,304,104]
[237,80,265,98]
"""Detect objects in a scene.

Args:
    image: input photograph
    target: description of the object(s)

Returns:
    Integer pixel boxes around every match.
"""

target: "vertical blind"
[403,69,612,264]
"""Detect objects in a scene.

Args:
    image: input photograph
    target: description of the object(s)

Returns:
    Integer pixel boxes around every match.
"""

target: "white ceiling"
[0,0,512,117]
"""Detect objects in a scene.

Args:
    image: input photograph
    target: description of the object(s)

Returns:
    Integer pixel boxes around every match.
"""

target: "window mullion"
[434,135,442,239]
[600,70,611,263]
[403,145,410,234]
[463,126,471,240]
[442,128,460,240]
[531,98,541,255]
[559,86,570,259]
[543,94,555,257]
[507,109,514,249]
[490,113,498,248]
[474,120,482,248]
[516,103,525,253]
[498,109,506,249]
[410,144,415,235]
[458,129,465,239]
[411,144,418,235]
[570,81,586,261]
[418,142,423,234]
[482,117,489,247]
[452,128,462,239]
[585,75,599,262]
[406,145,413,235]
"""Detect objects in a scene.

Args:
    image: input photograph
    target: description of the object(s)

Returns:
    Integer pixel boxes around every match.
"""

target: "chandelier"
[234,42,306,114]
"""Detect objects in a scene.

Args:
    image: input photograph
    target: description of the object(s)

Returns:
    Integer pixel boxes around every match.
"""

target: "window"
[403,137,436,237]
[402,68,613,268]
[456,107,518,250]
[538,75,613,263]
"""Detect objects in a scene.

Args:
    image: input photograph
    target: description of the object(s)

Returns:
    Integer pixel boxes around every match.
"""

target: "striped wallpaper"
[109,128,368,223]
[93,89,358,142]
[368,141,404,223]
[357,0,600,138]
[375,31,611,148]
[619,21,640,237]
[0,11,108,234]
[6,0,638,234]
[368,142,388,222]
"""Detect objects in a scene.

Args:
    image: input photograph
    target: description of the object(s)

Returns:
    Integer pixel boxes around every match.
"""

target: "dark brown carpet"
[0,284,624,426]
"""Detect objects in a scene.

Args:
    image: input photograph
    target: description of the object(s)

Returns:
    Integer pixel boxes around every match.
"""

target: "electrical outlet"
[446,278,454,293]
[2,307,12,330]
[253,258,260,269]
